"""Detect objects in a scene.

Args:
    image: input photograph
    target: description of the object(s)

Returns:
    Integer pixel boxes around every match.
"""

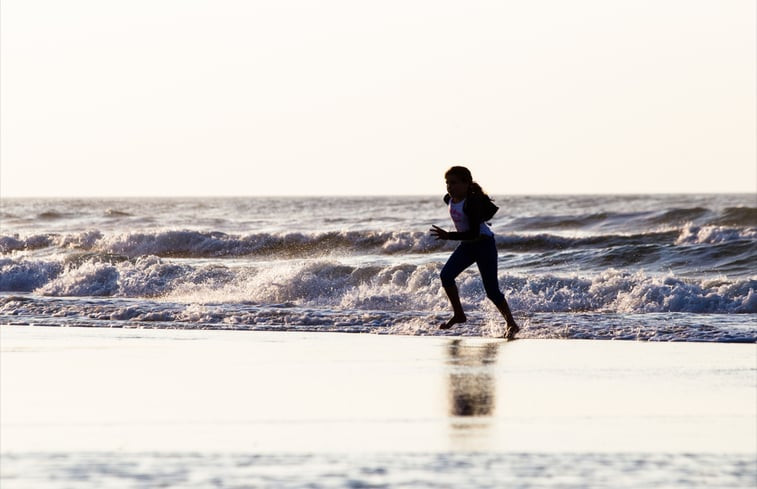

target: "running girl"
[430,166,519,339]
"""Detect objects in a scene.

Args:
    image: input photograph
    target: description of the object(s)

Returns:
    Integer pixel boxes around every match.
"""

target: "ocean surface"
[1,194,755,341]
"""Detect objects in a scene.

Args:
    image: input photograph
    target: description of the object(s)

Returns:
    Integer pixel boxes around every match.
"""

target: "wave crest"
[675,225,757,245]
[4,226,754,259]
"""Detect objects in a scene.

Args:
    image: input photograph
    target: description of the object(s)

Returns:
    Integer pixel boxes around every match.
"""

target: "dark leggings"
[440,236,505,304]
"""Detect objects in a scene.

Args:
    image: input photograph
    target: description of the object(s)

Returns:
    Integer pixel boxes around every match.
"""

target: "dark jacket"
[442,193,498,240]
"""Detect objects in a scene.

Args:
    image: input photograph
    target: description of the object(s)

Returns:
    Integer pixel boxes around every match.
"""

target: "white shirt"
[449,198,494,237]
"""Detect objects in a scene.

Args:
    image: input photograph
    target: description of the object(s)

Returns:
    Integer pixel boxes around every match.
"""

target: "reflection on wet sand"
[446,339,499,418]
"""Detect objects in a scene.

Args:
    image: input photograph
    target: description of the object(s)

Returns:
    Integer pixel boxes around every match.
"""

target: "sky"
[1,0,755,197]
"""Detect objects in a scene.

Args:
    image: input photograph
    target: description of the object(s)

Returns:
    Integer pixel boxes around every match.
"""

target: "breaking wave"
[1,255,754,315]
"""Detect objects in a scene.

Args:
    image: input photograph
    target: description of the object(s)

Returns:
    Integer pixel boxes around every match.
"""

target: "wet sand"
[1,325,755,454]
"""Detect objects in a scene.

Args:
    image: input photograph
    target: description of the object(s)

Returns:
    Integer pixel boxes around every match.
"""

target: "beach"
[1,325,755,488]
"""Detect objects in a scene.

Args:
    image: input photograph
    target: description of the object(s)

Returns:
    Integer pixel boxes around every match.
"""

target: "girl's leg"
[440,284,466,329]
[496,300,519,339]
[475,238,519,337]
[439,244,476,329]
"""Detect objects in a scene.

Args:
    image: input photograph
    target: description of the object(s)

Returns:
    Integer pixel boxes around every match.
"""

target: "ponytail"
[468,181,492,201]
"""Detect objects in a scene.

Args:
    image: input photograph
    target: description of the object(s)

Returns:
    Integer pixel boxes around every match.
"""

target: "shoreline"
[2,325,755,455]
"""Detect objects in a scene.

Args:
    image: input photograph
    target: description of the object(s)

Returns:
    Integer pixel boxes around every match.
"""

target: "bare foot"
[504,322,520,340]
[440,314,467,330]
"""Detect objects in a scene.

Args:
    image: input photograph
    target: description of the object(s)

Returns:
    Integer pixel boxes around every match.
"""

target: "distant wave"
[1,230,443,257]
[507,206,756,230]
[37,211,71,220]
[715,206,757,226]
[675,225,757,245]
[104,209,133,217]
[2,225,755,256]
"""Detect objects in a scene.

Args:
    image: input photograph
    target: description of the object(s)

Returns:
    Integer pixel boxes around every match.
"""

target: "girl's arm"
[444,227,481,241]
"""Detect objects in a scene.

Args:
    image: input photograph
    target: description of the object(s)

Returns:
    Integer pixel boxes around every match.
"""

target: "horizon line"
[1,190,754,200]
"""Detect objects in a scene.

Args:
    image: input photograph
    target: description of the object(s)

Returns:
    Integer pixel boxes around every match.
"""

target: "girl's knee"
[440,270,455,288]
[486,290,505,304]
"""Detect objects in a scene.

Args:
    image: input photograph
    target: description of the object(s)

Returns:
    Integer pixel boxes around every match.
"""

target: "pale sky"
[1,0,755,197]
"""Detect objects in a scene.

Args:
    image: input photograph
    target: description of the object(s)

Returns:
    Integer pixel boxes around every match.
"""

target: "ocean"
[1,194,755,341]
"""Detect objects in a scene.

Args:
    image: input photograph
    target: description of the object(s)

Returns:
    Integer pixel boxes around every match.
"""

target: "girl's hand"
[430,225,449,240]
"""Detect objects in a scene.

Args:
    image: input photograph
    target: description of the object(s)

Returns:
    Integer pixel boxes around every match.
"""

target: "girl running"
[430,166,519,339]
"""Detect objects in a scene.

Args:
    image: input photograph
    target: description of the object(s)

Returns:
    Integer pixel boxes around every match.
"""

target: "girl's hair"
[445,166,493,201]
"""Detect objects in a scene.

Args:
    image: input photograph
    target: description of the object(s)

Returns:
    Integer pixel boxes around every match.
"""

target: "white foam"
[675,224,757,245]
